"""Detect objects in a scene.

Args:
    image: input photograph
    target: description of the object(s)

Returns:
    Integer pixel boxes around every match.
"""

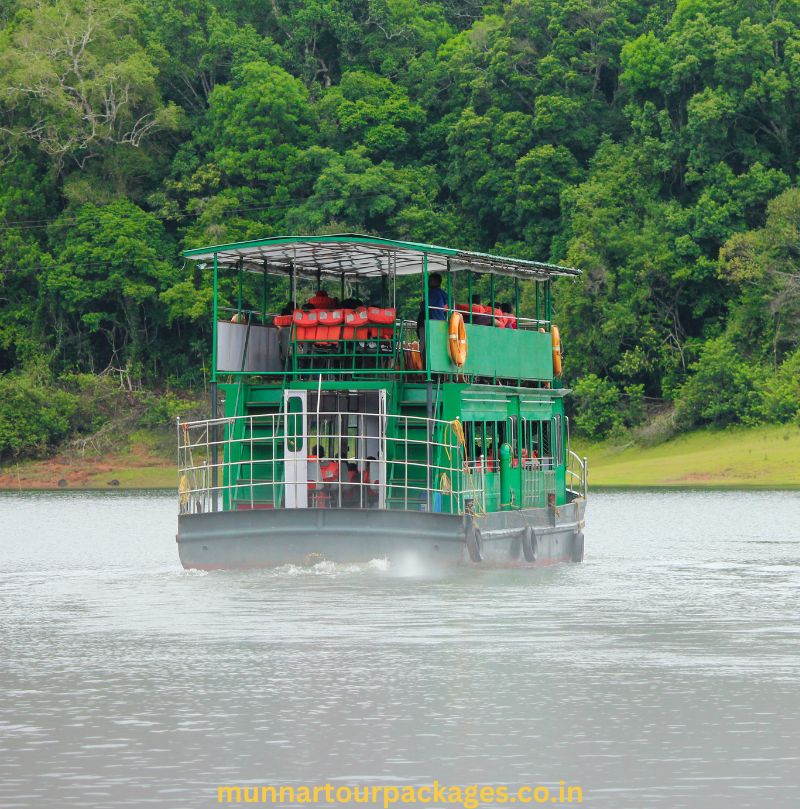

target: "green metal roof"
[183,233,581,281]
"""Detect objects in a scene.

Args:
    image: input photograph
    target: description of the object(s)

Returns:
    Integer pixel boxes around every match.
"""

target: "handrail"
[566,450,587,499]
[177,411,574,517]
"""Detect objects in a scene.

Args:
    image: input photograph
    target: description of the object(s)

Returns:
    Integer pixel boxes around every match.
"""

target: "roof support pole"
[212,253,219,383]
[261,262,268,324]
[546,279,552,327]
[340,271,345,304]
[490,274,495,319]
[423,252,431,382]
[237,258,243,319]
[289,261,296,308]
[514,278,519,320]
[467,271,473,324]
[535,281,540,327]
[211,252,219,512]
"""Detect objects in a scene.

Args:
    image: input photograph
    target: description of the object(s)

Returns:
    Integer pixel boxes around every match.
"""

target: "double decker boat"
[176,235,587,569]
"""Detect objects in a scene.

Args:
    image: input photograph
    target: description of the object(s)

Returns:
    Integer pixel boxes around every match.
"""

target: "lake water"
[1,490,798,808]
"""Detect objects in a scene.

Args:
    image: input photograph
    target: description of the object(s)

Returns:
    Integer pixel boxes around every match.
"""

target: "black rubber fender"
[466,524,483,563]
[571,531,585,563]
[522,525,538,563]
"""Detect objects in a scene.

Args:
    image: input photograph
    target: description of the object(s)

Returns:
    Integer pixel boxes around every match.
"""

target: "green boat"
[176,235,587,569]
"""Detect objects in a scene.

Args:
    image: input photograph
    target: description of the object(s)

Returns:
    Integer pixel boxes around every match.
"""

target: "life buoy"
[448,311,468,367]
[552,324,562,376]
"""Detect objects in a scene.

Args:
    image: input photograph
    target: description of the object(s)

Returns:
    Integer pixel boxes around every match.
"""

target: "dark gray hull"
[177,500,586,570]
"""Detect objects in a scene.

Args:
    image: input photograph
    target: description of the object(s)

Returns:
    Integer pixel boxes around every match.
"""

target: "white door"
[283,390,308,508]
[360,390,387,509]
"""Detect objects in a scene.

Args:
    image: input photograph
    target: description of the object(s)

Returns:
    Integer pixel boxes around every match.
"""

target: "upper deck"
[183,234,580,385]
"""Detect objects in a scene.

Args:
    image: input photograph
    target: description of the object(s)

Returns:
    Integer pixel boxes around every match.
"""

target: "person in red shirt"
[500,303,517,329]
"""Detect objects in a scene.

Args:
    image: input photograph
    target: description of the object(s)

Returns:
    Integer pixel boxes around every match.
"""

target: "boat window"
[553,415,563,466]
[541,420,552,461]
[286,395,304,452]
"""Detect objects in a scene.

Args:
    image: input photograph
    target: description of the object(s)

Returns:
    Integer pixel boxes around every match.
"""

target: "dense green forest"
[1,0,800,459]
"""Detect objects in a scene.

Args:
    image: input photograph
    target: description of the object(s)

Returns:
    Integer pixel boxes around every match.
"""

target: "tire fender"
[466,524,483,563]
[522,525,538,563]
[571,531,585,563]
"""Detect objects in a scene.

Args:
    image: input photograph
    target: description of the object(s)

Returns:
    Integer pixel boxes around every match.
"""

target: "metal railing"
[566,450,588,499]
[177,413,586,516]
[178,412,481,516]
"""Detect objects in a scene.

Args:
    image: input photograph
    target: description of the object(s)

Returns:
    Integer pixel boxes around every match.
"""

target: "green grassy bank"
[574,424,800,489]
[4,423,800,491]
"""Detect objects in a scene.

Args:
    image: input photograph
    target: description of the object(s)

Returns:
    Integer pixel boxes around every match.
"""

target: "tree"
[43,200,178,376]
[0,0,180,170]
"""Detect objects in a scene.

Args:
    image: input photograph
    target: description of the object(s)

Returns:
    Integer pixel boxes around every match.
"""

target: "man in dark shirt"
[417,272,448,338]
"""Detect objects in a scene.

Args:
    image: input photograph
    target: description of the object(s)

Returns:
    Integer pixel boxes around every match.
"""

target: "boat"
[175,234,587,569]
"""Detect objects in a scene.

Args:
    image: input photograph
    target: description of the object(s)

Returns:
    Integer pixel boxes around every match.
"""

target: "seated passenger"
[470,294,492,326]
[500,302,517,329]
[309,289,334,309]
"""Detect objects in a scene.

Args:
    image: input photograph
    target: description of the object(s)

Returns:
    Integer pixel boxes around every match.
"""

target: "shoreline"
[2,423,799,492]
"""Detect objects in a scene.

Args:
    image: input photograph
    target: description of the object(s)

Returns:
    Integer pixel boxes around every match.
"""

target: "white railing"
[566,450,587,499]
[177,413,585,515]
[177,412,481,516]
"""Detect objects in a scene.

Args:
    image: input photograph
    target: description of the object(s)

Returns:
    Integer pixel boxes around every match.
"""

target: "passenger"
[416,272,448,340]
[309,289,334,309]
[470,294,492,326]
[500,302,517,329]
[343,461,360,508]
[320,453,340,506]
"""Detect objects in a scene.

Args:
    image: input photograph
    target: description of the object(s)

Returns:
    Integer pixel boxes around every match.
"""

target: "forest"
[1,0,800,460]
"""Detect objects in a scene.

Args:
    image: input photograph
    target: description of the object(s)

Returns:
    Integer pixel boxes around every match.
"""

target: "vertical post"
[535,281,540,327]
[261,262,268,324]
[211,252,219,512]
[340,271,345,304]
[237,258,243,319]
[467,271,473,323]
[490,274,495,320]
[423,253,431,381]
[514,277,520,319]
[546,279,552,326]
[499,443,512,510]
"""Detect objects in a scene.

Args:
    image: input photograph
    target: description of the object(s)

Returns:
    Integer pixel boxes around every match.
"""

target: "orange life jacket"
[320,459,339,483]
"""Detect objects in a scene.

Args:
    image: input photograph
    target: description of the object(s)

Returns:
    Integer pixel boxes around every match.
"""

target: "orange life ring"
[552,324,562,376]
[448,311,468,367]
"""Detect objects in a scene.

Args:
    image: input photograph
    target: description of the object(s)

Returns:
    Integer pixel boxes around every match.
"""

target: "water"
[1,490,798,809]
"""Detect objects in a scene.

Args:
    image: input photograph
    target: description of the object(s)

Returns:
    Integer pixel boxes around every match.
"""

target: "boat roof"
[182,234,580,281]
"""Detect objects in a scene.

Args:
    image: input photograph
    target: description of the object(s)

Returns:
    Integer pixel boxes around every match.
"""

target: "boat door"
[358,390,387,509]
[283,390,308,508]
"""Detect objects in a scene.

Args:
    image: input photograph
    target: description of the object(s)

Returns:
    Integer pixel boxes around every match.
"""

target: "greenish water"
[1,490,798,808]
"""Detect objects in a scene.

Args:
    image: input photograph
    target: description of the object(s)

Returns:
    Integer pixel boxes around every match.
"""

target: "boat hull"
[176,500,586,570]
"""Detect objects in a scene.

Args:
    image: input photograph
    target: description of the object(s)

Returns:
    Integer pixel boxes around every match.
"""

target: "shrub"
[572,374,624,440]
[673,337,764,429]
[0,374,79,460]
[760,349,800,423]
